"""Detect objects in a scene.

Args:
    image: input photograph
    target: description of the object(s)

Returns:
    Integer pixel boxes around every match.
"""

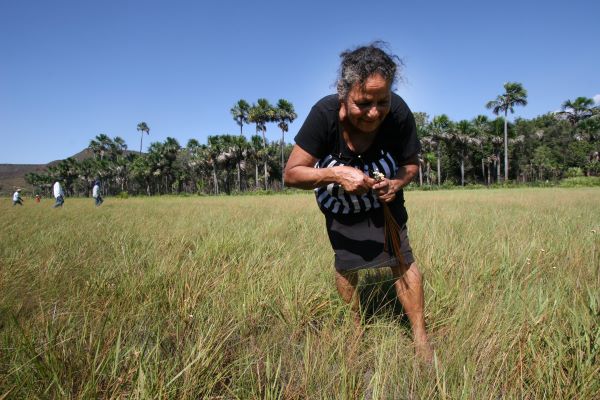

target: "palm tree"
[430,115,452,185]
[471,115,491,184]
[450,120,480,186]
[249,99,275,190]
[486,82,528,182]
[229,135,249,192]
[419,128,437,186]
[89,134,112,160]
[207,136,224,194]
[88,138,102,160]
[137,122,150,155]
[275,99,297,188]
[146,141,165,194]
[130,154,153,195]
[556,97,596,126]
[248,135,264,189]
[488,117,506,183]
[577,114,600,143]
[161,137,181,193]
[231,99,250,137]
[113,136,127,154]
[414,112,430,186]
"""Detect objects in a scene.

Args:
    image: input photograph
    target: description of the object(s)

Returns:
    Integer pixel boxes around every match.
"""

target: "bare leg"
[335,270,361,329]
[391,262,433,362]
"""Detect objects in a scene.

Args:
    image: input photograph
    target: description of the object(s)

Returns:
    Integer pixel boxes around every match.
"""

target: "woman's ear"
[339,101,347,121]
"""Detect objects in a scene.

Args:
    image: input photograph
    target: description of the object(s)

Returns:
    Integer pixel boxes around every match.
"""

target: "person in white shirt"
[12,188,23,206]
[92,180,103,206]
[53,181,64,208]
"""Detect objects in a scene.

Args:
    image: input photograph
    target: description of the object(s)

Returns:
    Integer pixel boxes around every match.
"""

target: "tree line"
[416,85,599,186]
[25,98,298,196]
[24,87,600,197]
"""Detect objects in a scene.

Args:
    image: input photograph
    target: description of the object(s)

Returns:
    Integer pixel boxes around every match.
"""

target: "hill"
[0,164,47,195]
[0,148,95,195]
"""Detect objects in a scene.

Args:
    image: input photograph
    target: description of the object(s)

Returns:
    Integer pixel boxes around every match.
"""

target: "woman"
[284,43,432,360]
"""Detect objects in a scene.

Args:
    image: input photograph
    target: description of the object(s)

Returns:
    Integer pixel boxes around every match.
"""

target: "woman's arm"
[284,145,376,195]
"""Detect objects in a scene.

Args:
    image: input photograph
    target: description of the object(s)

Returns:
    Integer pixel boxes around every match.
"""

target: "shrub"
[559,176,600,187]
[586,160,600,176]
[565,167,584,178]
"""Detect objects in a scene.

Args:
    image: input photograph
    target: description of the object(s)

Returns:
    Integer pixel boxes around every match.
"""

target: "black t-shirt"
[294,93,420,164]
[293,92,420,222]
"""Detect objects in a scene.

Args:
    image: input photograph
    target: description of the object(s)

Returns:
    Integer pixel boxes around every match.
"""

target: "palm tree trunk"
[237,162,241,192]
[140,134,143,155]
[213,165,219,195]
[460,155,465,186]
[436,147,441,186]
[418,162,423,186]
[496,155,500,182]
[481,158,485,185]
[255,164,259,189]
[264,161,268,191]
[281,131,285,188]
[503,111,509,182]
[262,131,268,191]
[426,162,431,185]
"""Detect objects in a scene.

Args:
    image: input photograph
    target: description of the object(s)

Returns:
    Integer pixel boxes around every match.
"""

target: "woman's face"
[343,73,391,134]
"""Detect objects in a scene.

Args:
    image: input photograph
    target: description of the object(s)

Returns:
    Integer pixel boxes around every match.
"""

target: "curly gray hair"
[336,41,403,100]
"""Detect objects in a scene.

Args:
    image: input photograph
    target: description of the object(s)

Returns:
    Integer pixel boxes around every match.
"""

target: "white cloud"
[594,94,600,105]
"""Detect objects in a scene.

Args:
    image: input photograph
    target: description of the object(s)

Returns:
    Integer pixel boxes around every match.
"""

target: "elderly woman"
[284,43,432,360]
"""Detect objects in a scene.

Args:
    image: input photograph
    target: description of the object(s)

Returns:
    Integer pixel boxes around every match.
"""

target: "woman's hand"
[372,158,419,202]
[372,178,399,203]
[335,166,376,195]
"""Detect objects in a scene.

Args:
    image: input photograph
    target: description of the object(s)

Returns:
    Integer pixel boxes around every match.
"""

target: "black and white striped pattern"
[314,150,399,214]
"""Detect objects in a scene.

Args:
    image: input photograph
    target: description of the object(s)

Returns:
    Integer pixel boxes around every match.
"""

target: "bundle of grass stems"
[373,170,407,269]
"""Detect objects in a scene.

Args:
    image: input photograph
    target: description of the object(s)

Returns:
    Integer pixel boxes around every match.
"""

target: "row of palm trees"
[25,96,299,196]
[24,88,599,196]
[416,88,599,186]
[230,98,297,189]
[485,82,528,181]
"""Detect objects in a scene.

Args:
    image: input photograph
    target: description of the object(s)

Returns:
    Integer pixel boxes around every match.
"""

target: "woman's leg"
[391,262,433,362]
[335,270,361,327]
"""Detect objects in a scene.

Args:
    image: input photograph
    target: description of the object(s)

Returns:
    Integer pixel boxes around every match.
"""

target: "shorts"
[324,207,415,272]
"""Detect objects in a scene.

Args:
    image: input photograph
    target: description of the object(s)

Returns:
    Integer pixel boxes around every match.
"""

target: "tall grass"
[1,188,598,399]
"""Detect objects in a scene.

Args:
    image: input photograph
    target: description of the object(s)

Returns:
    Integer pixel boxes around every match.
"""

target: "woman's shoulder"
[294,94,340,159]
[312,94,340,113]
[305,94,341,132]
[389,92,411,118]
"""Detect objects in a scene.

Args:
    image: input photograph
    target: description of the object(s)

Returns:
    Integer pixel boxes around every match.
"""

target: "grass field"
[1,188,599,399]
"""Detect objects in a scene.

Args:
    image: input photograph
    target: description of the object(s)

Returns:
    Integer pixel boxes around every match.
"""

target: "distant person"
[35,194,41,203]
[92,180,103,206]
[12,188,23,206]
[284,42,432,361]
[53,181,64,208]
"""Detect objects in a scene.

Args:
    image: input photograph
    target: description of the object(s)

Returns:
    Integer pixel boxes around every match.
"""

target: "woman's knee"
[407,263,422,281]
[335,270,358,285]
[392,261,420,278]
[393,262,423,291]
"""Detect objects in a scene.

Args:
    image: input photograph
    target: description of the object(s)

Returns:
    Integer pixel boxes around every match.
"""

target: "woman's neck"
[341,122,378,154]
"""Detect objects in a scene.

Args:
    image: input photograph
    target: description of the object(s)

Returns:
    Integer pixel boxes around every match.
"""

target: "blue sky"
[1,0,598,164]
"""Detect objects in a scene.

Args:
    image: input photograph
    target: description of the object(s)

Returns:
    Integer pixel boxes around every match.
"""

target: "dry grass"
[1,188,599,399]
